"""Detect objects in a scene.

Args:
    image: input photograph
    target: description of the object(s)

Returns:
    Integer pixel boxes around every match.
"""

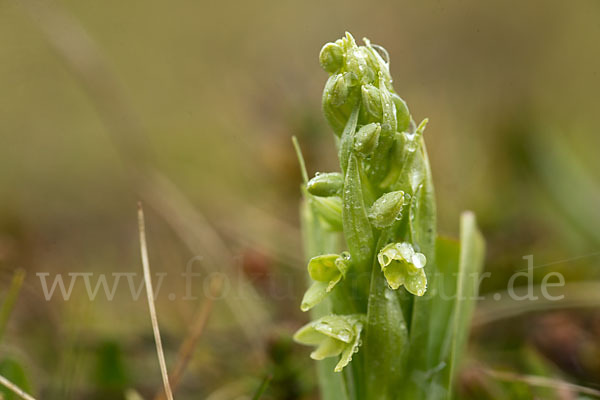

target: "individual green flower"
[293,314,365,372]
[377,242,427,295]
[301,253,350,311]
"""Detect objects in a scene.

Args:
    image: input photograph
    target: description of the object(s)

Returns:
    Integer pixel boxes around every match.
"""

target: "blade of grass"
[0,374,37,400]
[251,374,272,400]
[483,368,600,398]
[292,136,309,184]
[137,203,174,400]
[0,269,26,343]
[444,212,485,398]
[527,130,600,244]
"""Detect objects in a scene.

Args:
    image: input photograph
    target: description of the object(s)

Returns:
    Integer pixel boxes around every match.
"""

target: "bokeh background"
[1,0,600,398]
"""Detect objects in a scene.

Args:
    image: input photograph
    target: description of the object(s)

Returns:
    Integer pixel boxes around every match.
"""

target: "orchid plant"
[293,33,485,400]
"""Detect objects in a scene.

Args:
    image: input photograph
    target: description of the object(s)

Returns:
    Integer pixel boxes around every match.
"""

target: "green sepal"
[378,242,427,295]
[301,281,330,312]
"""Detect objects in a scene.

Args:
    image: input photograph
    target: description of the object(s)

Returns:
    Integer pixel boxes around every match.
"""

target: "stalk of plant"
[293,33,485,400]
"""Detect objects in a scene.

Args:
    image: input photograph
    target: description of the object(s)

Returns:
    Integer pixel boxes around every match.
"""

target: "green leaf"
[342,154,375,272]
[401,139,438,399]
[364,233,409,400]
[418,213,485,399]
[339,104,360,173]
[444,211,485,396]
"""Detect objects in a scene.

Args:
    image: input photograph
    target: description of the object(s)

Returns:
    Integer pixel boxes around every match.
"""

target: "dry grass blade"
[153,276,223,400]
[138,203,174,400]
[484,369,600,398]
[139,172,269,348]
[0,374,37,400]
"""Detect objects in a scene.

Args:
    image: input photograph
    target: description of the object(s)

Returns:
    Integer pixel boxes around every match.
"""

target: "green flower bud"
[361,84,383,119]
[293,314,366,372]
[330,74,349,107]
[310,195,342,231]
[301,252,351,311]
[346,47,375,85]
[392,93,411,132]
[354,123,381,156]
[307,172,343,197]
[368,190,405,228]
[363,38,392,84]
[319,42,344,74]
[322,75,348,136]
[377,242,427,295]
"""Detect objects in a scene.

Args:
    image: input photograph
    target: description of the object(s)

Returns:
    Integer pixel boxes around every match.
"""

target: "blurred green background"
[1,0,600,398]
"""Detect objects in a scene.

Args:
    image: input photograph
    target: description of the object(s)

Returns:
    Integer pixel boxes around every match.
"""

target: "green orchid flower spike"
[293,314,366,373]
[292,32,485,400]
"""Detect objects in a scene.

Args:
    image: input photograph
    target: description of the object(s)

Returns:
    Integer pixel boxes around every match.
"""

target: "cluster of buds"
[295,33,432,374]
